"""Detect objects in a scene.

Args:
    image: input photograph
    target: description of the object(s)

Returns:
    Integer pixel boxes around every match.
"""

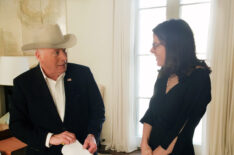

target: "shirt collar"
[40,65,65,82]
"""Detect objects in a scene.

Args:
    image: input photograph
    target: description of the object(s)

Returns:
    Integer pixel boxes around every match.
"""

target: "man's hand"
[49,131,76,146]
[83,134,97,154]
[141,143,153,155]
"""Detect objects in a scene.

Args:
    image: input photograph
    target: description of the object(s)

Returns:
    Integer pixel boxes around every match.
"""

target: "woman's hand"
[153,137,178,155]
[153,146,169,155]
[141,123,153,155]
[141,143,153,155]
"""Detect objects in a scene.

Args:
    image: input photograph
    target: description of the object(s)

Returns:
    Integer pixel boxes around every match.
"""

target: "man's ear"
[35,49,40,60]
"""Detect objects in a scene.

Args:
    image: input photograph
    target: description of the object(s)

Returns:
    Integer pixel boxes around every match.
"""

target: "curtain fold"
[206,0,234,154]
[105,0,137,152]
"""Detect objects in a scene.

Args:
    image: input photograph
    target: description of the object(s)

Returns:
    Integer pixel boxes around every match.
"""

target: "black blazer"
[10,63,105,155]
[141,68,211,155]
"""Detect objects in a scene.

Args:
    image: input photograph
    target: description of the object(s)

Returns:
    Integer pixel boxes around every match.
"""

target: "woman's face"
[151,34,166,66]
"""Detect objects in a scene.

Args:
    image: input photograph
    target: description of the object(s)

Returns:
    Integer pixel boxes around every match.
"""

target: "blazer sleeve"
[86,69,105,140]
[160,69,211,149]
[9,78,48,150]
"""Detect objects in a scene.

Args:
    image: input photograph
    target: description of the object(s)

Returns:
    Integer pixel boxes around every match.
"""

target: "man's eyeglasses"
[152,42,162,50]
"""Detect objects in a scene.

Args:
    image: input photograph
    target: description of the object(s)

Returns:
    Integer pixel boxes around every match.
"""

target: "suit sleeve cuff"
[45,132,53,148]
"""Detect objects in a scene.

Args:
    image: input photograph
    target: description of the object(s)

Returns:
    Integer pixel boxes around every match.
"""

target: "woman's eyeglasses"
[152,42,162,50]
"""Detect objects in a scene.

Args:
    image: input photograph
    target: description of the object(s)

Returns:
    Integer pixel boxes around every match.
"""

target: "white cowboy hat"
[22,24,77,51]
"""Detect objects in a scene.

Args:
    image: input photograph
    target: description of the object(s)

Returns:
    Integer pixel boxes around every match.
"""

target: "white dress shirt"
[40,67,66,147]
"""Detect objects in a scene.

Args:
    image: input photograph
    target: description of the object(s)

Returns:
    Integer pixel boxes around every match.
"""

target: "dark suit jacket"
[9,63,105,155]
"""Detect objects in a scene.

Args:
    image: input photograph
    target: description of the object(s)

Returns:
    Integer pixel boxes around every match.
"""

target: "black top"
[140,68,211,155]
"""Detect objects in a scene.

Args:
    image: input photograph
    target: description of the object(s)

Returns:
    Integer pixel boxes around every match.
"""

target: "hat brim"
[21,34,77,51]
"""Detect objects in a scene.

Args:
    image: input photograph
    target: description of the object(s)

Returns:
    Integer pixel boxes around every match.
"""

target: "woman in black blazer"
[140,19,211,155]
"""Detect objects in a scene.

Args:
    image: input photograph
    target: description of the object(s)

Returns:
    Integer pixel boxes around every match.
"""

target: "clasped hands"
[49,131,97,154]
[141,137,177,155]
[141,143,171,155]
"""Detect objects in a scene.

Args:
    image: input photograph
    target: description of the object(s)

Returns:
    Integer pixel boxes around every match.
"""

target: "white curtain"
[105,0,137,152]
[206,0,234,154]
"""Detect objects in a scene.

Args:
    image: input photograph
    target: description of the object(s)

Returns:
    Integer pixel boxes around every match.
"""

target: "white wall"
[66,0,113,145]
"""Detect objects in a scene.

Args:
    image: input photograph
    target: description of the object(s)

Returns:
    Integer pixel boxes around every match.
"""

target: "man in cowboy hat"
[9,24,105,155]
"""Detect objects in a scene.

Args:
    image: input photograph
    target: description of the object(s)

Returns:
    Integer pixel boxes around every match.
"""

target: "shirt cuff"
[45,132,53,148]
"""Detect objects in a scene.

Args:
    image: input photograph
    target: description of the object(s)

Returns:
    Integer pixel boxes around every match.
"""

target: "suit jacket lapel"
[34,65,63,125]
[63,66,73,123]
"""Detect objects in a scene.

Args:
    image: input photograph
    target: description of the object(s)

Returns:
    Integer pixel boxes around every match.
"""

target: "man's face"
[35,48,67,79]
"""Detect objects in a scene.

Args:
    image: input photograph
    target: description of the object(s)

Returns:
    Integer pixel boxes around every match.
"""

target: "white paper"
[61,140,92,155]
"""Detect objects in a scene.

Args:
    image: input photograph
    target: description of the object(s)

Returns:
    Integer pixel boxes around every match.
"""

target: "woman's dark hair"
[153,19,211,78]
